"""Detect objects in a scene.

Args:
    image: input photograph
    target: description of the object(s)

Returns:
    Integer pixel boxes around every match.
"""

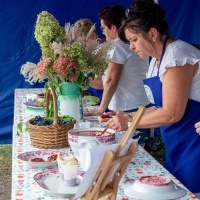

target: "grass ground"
[144,136,165,165]
[0,144,12,199]
[145,149,165,165]
[0,144,12,176]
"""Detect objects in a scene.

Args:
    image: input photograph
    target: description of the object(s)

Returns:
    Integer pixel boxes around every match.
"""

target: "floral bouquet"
[18,11,113,148]
[21,11,113,94]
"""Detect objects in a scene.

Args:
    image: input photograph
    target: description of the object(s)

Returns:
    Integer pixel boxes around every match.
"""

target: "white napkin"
[74,138,136,199]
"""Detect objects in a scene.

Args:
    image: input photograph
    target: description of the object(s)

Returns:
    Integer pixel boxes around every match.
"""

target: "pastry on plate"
[98,114,113,122]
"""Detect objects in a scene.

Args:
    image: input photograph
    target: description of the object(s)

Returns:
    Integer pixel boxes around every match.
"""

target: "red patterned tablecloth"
[11,88,199,200]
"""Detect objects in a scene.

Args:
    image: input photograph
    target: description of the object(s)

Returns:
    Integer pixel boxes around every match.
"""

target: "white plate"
[24,102,45,109]
[124,177,187,200]
[26,105,45,109]
[83,115,99,122]
[17,150,68,168]
[33,169,82,197]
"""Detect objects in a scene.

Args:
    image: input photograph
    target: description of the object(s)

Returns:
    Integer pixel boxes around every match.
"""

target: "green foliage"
[92,62,108,77]
[61,115,73,122]
[17,123,28,136]
[21,11,113,91]
[34,11,65,58]
[47,100,54,119]
[64,42,88,73]
[17,123,23,135]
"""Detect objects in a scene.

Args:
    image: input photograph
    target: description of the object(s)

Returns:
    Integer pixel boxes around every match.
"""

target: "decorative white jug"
[58,82,83,122]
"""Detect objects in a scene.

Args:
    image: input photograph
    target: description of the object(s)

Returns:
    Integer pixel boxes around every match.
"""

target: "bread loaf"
[98,114,113,122]
[63,157,78,166]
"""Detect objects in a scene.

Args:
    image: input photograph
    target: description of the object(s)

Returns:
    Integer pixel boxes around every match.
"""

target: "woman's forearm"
[127,106,155,120]
[98,80,118,113]
[135,107,180,129]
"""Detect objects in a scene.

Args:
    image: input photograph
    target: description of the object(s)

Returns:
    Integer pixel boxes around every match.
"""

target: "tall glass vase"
[58,82,83,122]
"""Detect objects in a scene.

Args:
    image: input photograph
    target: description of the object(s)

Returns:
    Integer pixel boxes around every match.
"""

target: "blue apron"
[143,37,200,193]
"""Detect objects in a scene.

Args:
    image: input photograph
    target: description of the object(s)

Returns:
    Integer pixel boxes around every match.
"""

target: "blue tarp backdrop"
[160,0,200,44]
[0,0,133,144]
[0,0,200,144]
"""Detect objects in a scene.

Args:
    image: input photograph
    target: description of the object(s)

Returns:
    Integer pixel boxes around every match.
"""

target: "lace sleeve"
[159,41,200,80]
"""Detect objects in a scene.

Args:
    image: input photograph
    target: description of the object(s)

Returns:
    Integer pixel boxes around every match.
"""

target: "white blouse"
[103,38,150,111]
[147,40,200,102]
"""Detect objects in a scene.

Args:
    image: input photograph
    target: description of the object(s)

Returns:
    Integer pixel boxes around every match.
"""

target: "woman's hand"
[83,108,103,116]
[105,111,130,131]
[106,110,125,116]
[195,121,200,134]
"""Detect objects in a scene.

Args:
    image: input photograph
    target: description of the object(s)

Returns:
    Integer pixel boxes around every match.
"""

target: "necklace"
[150,36,169,77]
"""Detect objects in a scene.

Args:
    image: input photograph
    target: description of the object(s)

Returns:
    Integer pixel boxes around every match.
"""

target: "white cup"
[57,160,64,181]
[63,165,78,187]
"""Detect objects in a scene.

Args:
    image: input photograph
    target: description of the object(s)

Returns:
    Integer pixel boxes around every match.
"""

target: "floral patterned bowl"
[124,176,187,200]
[68,128,116,155]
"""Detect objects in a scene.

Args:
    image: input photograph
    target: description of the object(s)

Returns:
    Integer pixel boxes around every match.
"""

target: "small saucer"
[33,169,82,197]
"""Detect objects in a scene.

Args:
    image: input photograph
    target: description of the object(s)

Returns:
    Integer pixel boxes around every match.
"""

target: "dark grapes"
[30,115,71,126]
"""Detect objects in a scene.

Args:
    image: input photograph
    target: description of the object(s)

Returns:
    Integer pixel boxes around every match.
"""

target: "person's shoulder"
[169,40,193,50]
[166,40,197,57]
[114,38,129,48]
[163,39,200,69]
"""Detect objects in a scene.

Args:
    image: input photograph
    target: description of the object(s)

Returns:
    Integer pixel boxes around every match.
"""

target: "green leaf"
[25,127,29,132]
[17,123,23,136]
[48,100,54,118]
[17,123,23,132]
[61,115,73,122]
[87,72,95,79]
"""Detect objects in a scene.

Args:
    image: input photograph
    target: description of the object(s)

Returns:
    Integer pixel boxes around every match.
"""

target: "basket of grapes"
[26,87,76,149]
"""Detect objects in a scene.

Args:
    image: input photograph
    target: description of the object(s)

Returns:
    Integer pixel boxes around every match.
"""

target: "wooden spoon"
[100,126,108,136]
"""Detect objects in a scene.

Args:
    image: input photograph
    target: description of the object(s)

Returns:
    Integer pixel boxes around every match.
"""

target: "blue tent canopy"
[0,0,132,144]
[160,0,200,44]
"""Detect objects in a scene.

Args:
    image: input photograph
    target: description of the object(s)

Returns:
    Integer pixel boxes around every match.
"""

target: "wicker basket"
[26,87,76,149]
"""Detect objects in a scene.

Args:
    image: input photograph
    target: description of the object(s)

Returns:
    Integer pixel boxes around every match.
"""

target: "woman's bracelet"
[127,113,133,127]
[127,113,133,122]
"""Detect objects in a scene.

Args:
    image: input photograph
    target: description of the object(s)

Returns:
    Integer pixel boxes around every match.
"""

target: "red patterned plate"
[17,150,68,168]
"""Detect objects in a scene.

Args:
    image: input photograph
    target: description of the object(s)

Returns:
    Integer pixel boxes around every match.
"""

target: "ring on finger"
[112,124,116,129]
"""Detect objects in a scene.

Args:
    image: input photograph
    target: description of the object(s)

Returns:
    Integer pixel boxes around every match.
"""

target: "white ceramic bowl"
[124,176,187,200]
[68,128,116,155]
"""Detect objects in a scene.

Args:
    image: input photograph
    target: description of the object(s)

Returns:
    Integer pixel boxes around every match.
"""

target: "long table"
[12,88,199,200]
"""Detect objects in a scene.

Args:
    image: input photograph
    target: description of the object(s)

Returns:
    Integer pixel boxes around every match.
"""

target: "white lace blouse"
[147,40,200,102]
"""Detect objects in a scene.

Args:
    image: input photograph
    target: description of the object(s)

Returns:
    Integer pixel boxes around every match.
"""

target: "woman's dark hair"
[98,5,126,30]
[118,0,168,43]
[192,44,200,50]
